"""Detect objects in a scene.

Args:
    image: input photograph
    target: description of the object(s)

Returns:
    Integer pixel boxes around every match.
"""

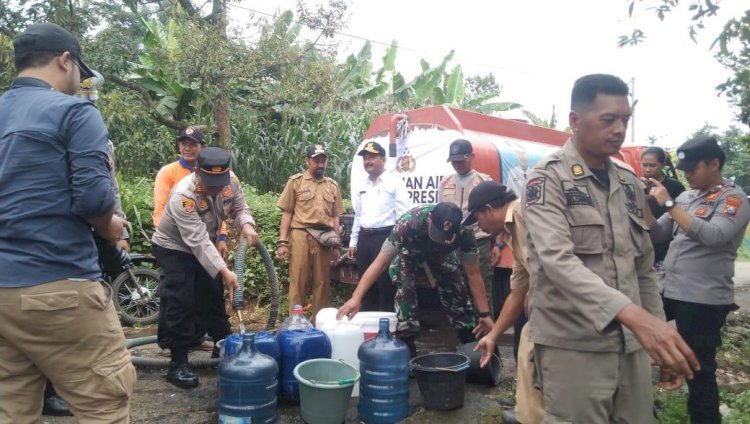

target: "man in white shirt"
[348,141,411,311]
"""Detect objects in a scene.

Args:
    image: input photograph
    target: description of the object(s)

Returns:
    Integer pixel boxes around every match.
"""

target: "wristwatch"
[477,311,491,318]
[664,199,675,210]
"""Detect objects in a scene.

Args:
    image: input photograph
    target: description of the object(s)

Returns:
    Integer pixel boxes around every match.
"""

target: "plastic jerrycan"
[278,318,332,404]
[358,318,410,423]
[320,319,365,397]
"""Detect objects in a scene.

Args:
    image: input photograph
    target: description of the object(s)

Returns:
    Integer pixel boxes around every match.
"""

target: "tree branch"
[108,75,191,129]
[177,0,201,19]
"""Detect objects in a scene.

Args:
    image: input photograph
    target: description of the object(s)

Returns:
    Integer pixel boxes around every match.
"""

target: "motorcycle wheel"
[112,267,160,326]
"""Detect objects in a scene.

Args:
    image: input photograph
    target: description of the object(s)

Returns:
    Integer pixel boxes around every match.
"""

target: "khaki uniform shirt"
[439,170,492,240]
[277,172,344,229]
[652,179,750,305]
[504,200,530,291]
[524,140,664,353]
[152,172,255,277]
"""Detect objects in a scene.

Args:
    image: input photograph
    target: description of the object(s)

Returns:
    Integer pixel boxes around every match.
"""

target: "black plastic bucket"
[409,352,470,410]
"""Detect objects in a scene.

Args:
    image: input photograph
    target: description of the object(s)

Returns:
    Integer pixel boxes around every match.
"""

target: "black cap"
[429,203,463,246]
[447,139,473,162]
[177,126,206,144]
[463,181,517,226]
[13,23,95,80]
[676,136,725,171]
[306,144,327,158]
[197,147,231,187]
[357,141,386,157]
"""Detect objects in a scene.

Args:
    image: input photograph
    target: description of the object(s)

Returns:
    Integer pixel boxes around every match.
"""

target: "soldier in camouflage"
[338,202,494,356]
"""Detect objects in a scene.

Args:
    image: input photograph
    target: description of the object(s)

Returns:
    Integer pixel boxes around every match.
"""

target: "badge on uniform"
[181,198,196,213]
[222,187,233,197]
[562,182,593,207]
[199,199,208,209]
[723,195,742,217]
[526,177,546,206]
[195,184,204,194]
[571,164,584,177]
[445,184,456,189]
[705,191,721,201]
[695,206,709,217]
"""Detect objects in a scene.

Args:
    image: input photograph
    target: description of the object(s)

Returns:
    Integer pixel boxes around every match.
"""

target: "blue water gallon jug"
[358,318,410,423]
[217,333,278,424]
[277,328,332,404]
[254,331,281,395]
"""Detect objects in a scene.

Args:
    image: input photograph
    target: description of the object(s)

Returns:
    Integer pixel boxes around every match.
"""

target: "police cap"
[197,147,231,187]
[676,136,725,171]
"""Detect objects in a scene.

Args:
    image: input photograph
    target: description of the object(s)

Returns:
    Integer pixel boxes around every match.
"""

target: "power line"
[225,2,553,78]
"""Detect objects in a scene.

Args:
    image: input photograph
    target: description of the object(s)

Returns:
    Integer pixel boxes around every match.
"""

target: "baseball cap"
[428,203,463,246]
[13,23,95,80]
[447,139,473,162]
[197,147,231,187]
[357,141,386,157]
[675,136,725,171]
[462,181,517,226]
[306,144,327,158]
[177,126,206,144]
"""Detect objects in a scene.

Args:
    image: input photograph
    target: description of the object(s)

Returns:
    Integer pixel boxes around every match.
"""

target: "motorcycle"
[96,235,160,326]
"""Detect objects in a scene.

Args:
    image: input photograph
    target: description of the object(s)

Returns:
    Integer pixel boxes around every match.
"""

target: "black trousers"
[492,267,512,320]
[663,297,732,424]
[356,227,395,312]
[153,244,231,350]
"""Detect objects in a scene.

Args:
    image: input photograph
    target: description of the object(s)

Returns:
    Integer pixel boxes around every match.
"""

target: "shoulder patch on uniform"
[181,198,196,213]
[325,176,339,186]
[723,195,742,217]
[526,177,546,206]
[290,173,303,180]
[571,164,584,177]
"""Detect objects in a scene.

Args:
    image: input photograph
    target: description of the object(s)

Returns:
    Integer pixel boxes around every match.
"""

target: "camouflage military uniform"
[381,204,478,339]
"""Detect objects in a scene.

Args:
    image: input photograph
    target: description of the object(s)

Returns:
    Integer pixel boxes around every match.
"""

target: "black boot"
[42,382,72,417]
[166,348,199,389]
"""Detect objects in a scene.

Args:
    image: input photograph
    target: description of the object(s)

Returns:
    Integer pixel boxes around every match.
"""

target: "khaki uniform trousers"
[289,229,332,319]
[0,280,136,424]
[515,323,544,424]
[534,344,654,424]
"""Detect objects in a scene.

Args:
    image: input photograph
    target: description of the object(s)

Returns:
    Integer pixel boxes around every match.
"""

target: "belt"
[360,226,393,235]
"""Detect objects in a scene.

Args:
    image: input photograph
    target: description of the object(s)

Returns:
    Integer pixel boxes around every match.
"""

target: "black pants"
[492,267,512,320]
[357,227,395,312]
[663,297,732,424]
[153,244,231,350]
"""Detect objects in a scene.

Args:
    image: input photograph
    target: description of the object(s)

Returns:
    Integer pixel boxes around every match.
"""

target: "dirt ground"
[36,262,750,424]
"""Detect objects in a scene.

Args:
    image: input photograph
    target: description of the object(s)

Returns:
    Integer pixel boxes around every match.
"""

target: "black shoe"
[166,361,199,389]
[501,410,520,424]
[42,394,73,416]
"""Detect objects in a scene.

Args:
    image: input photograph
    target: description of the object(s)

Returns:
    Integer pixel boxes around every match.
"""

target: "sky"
[228,0,749,148]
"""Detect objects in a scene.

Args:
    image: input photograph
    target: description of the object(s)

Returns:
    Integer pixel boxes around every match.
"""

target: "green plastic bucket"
[293,359,360,424]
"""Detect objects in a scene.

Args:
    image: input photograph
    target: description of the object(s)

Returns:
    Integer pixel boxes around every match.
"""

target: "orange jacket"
[152,158,230,237]
[153,159,192,227]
